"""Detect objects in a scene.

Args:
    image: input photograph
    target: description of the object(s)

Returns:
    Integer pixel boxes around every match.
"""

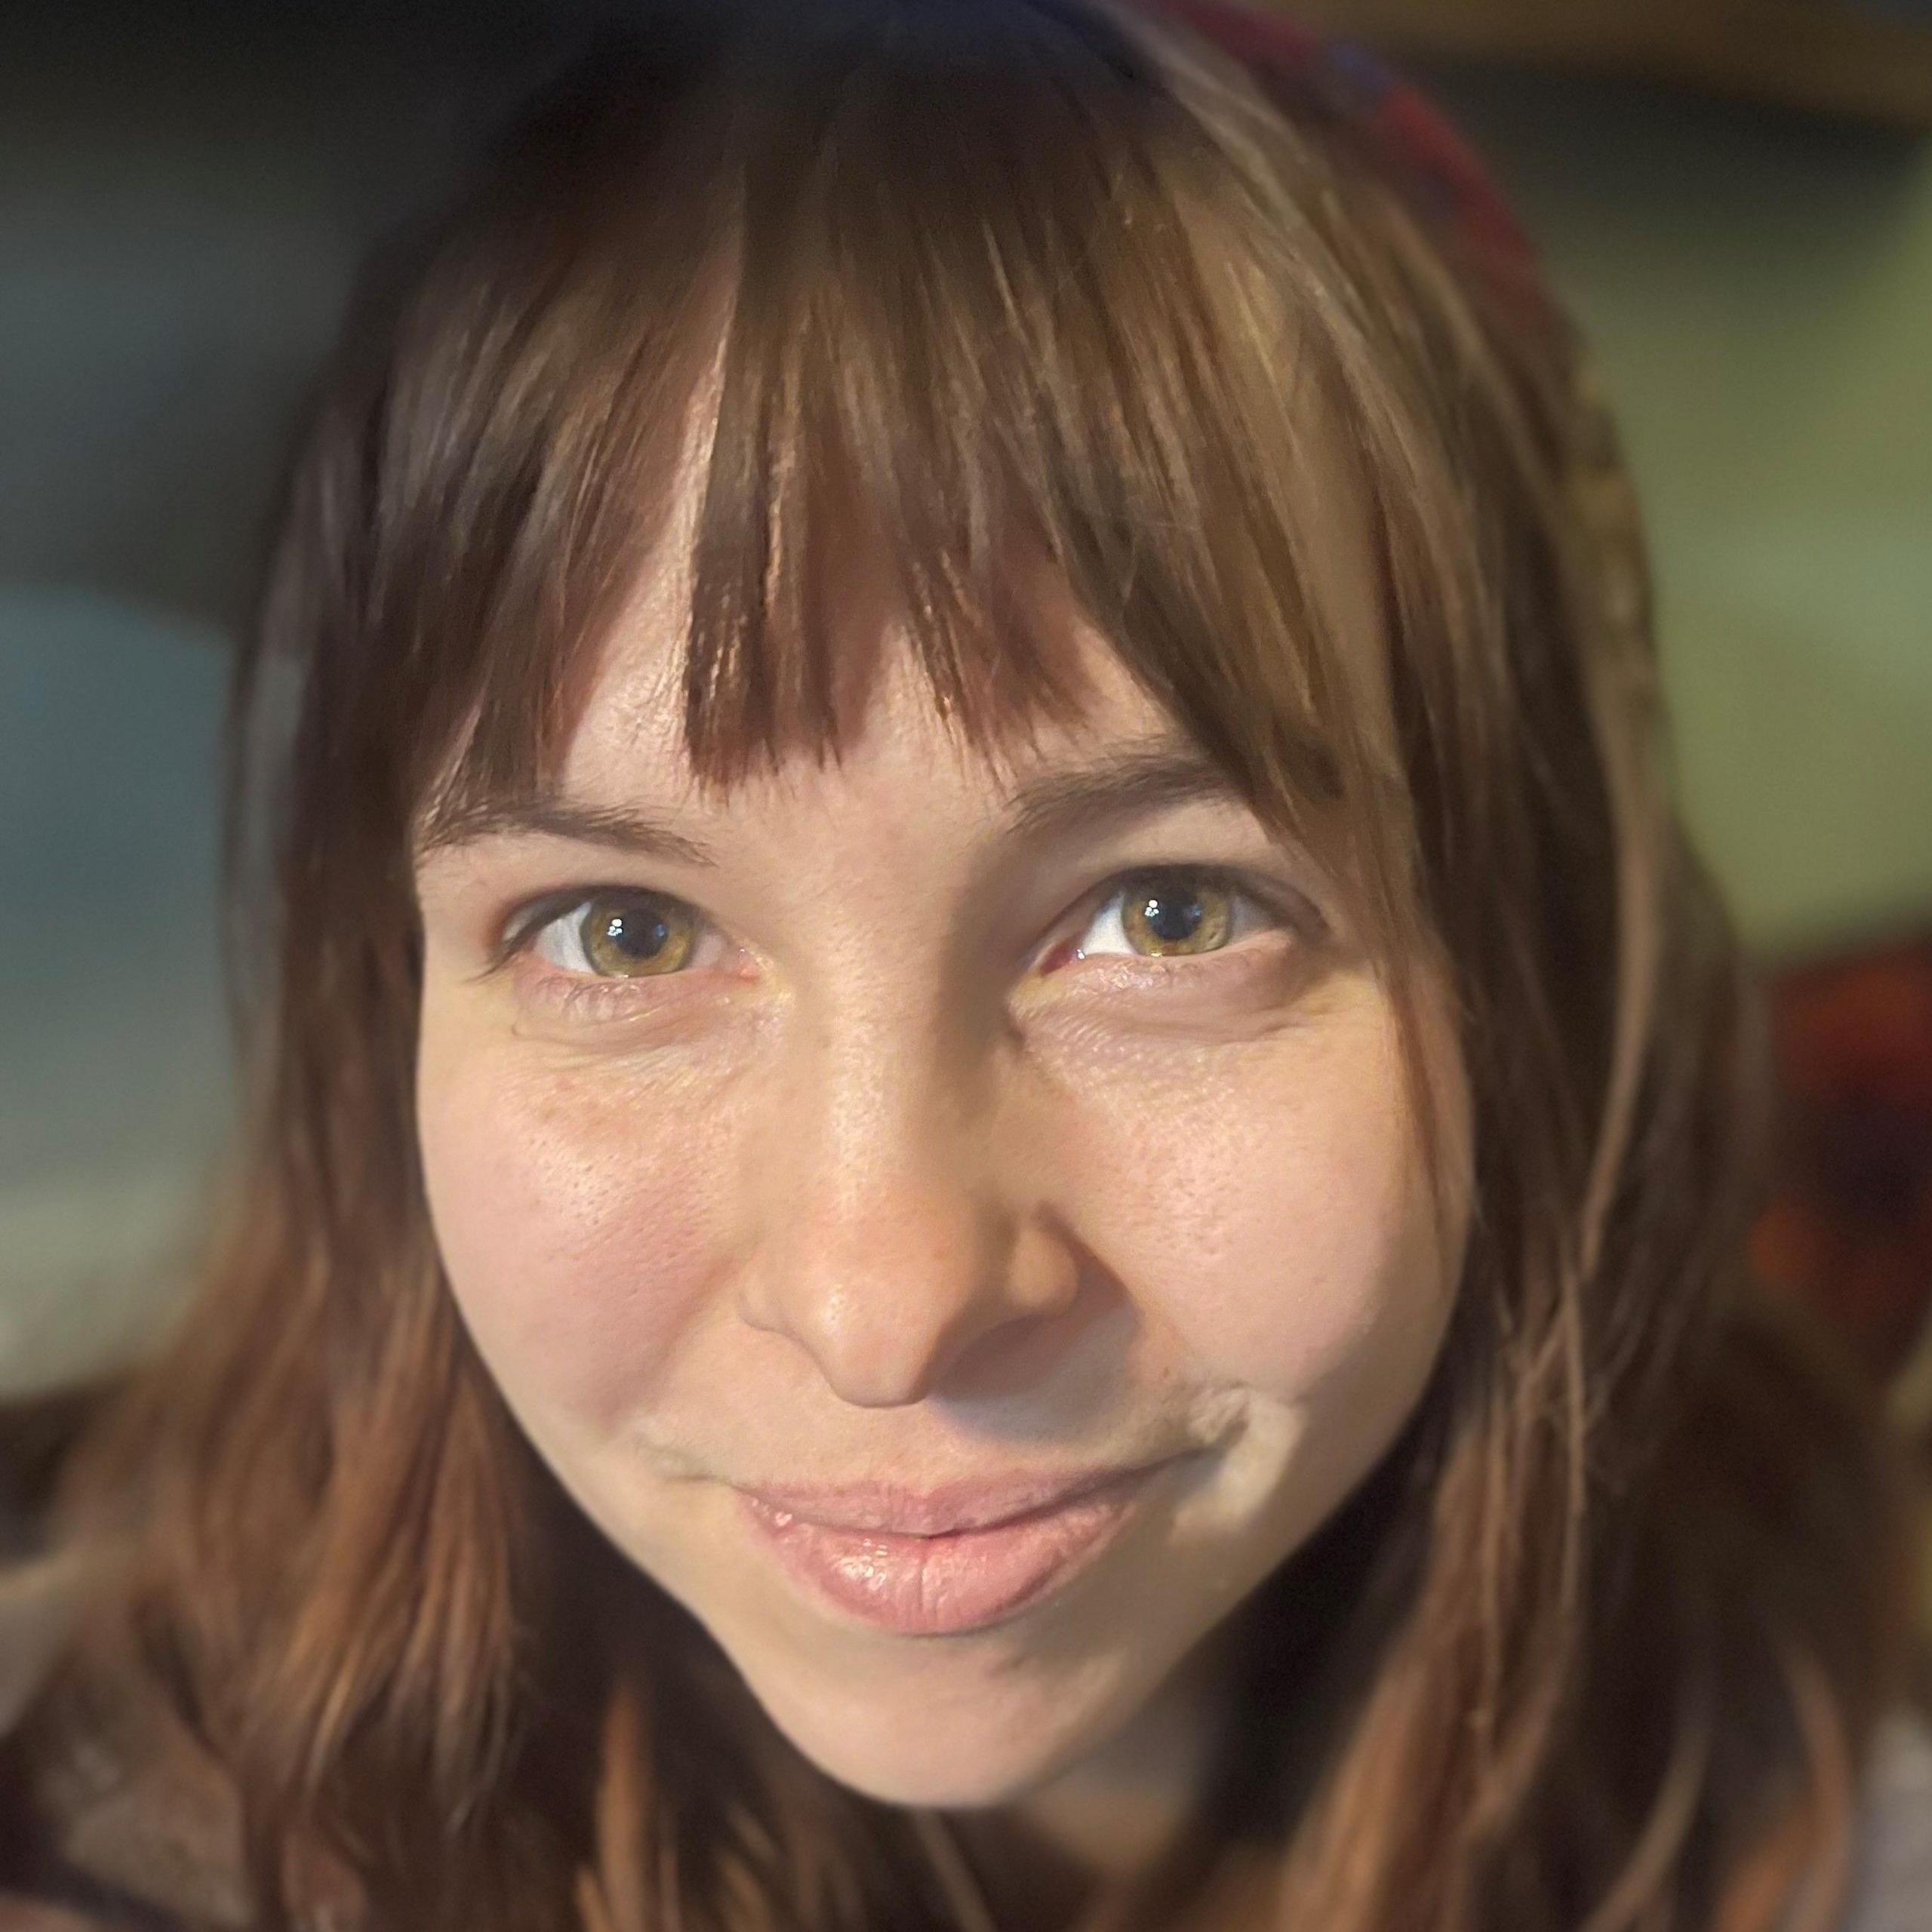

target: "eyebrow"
[997,735,1255,846]
[414,731,1315,866]
[416,797,717,867]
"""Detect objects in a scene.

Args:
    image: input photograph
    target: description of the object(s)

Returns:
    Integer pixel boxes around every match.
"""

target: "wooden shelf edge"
[1266,0,1932,130]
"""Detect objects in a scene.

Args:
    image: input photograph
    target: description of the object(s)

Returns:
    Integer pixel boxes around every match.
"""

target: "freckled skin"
[414,555,1472,1851]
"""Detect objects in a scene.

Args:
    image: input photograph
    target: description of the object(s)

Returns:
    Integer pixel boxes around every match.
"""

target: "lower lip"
[740,1469,1162,1637]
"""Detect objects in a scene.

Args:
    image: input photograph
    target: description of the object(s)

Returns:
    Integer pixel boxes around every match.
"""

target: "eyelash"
[494,866,1319,989]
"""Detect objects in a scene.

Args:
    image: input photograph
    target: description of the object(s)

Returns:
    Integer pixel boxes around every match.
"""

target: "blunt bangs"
[379,0,1429,952]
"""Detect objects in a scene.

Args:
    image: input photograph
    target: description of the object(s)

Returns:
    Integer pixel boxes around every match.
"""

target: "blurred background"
[2,2,1929,1443]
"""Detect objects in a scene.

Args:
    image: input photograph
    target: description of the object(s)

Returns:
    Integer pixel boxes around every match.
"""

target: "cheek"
[1048,987,1457,1408]
[415,1023,737,1438]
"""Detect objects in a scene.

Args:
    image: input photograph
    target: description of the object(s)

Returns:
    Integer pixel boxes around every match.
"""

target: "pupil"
[1140,890,1203,945]
[603,907,670,958]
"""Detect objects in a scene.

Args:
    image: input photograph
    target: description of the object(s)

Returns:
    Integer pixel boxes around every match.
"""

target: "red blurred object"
[1752,931,1932,1394]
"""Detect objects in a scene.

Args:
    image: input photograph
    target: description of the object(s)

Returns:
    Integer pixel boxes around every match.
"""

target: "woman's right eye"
[525,891,708,979]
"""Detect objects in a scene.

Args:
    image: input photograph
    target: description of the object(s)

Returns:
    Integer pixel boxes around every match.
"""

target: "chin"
[769,1709,1082,1811]
[729,1641,1128,1810]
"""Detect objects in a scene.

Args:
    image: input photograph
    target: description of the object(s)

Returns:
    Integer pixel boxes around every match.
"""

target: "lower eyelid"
[507,950,730,1017]
[1037,936,1302,1011]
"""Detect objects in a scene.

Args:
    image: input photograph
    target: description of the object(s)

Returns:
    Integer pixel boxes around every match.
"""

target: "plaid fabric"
[1758,934,1932,1408]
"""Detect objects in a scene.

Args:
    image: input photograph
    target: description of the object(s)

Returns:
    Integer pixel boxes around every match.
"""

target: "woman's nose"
[734,1043,1080,1408]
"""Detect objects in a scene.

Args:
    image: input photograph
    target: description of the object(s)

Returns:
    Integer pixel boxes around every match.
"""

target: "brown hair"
[26,2,1918,1927]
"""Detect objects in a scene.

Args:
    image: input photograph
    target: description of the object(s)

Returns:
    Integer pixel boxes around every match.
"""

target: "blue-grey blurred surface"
[0,594,229,1388]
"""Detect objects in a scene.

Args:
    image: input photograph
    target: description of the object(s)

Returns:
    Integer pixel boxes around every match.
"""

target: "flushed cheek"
[416,1033,741,1438]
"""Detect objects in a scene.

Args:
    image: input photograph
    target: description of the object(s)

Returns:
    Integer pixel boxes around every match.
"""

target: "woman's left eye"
[1052,869,1284,967]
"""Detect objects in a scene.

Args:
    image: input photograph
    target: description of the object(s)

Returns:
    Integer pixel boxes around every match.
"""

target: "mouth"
[736,1460,1181,1638]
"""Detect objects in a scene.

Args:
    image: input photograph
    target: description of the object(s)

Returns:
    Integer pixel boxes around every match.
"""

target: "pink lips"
[738,1464,1168,1636]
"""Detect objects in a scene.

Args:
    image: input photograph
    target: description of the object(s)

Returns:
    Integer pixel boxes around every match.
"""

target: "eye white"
[531,903,598,974]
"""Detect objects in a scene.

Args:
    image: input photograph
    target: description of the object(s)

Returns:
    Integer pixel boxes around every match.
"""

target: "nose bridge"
[738,992,1063,1407]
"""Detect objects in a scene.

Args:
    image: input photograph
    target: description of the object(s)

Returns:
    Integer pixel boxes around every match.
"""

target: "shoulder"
[0,1547,139,1927]
[1839,1710,1932,1932]
[0,1397,248,1930]
[0,1552,87,1746]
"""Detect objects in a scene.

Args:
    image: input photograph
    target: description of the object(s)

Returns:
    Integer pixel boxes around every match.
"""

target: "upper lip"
[737,1460,1174,1537]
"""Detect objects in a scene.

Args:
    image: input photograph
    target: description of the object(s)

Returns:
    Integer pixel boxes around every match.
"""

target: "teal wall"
[0,593,229,1389]
[1432,69,1932,957]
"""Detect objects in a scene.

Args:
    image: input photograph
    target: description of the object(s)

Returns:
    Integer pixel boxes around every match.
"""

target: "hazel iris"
[1121,876,1233,956]
[579,894,697,976]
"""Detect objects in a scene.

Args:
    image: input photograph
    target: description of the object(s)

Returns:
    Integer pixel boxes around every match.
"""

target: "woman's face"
[413,528,1469,1813]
